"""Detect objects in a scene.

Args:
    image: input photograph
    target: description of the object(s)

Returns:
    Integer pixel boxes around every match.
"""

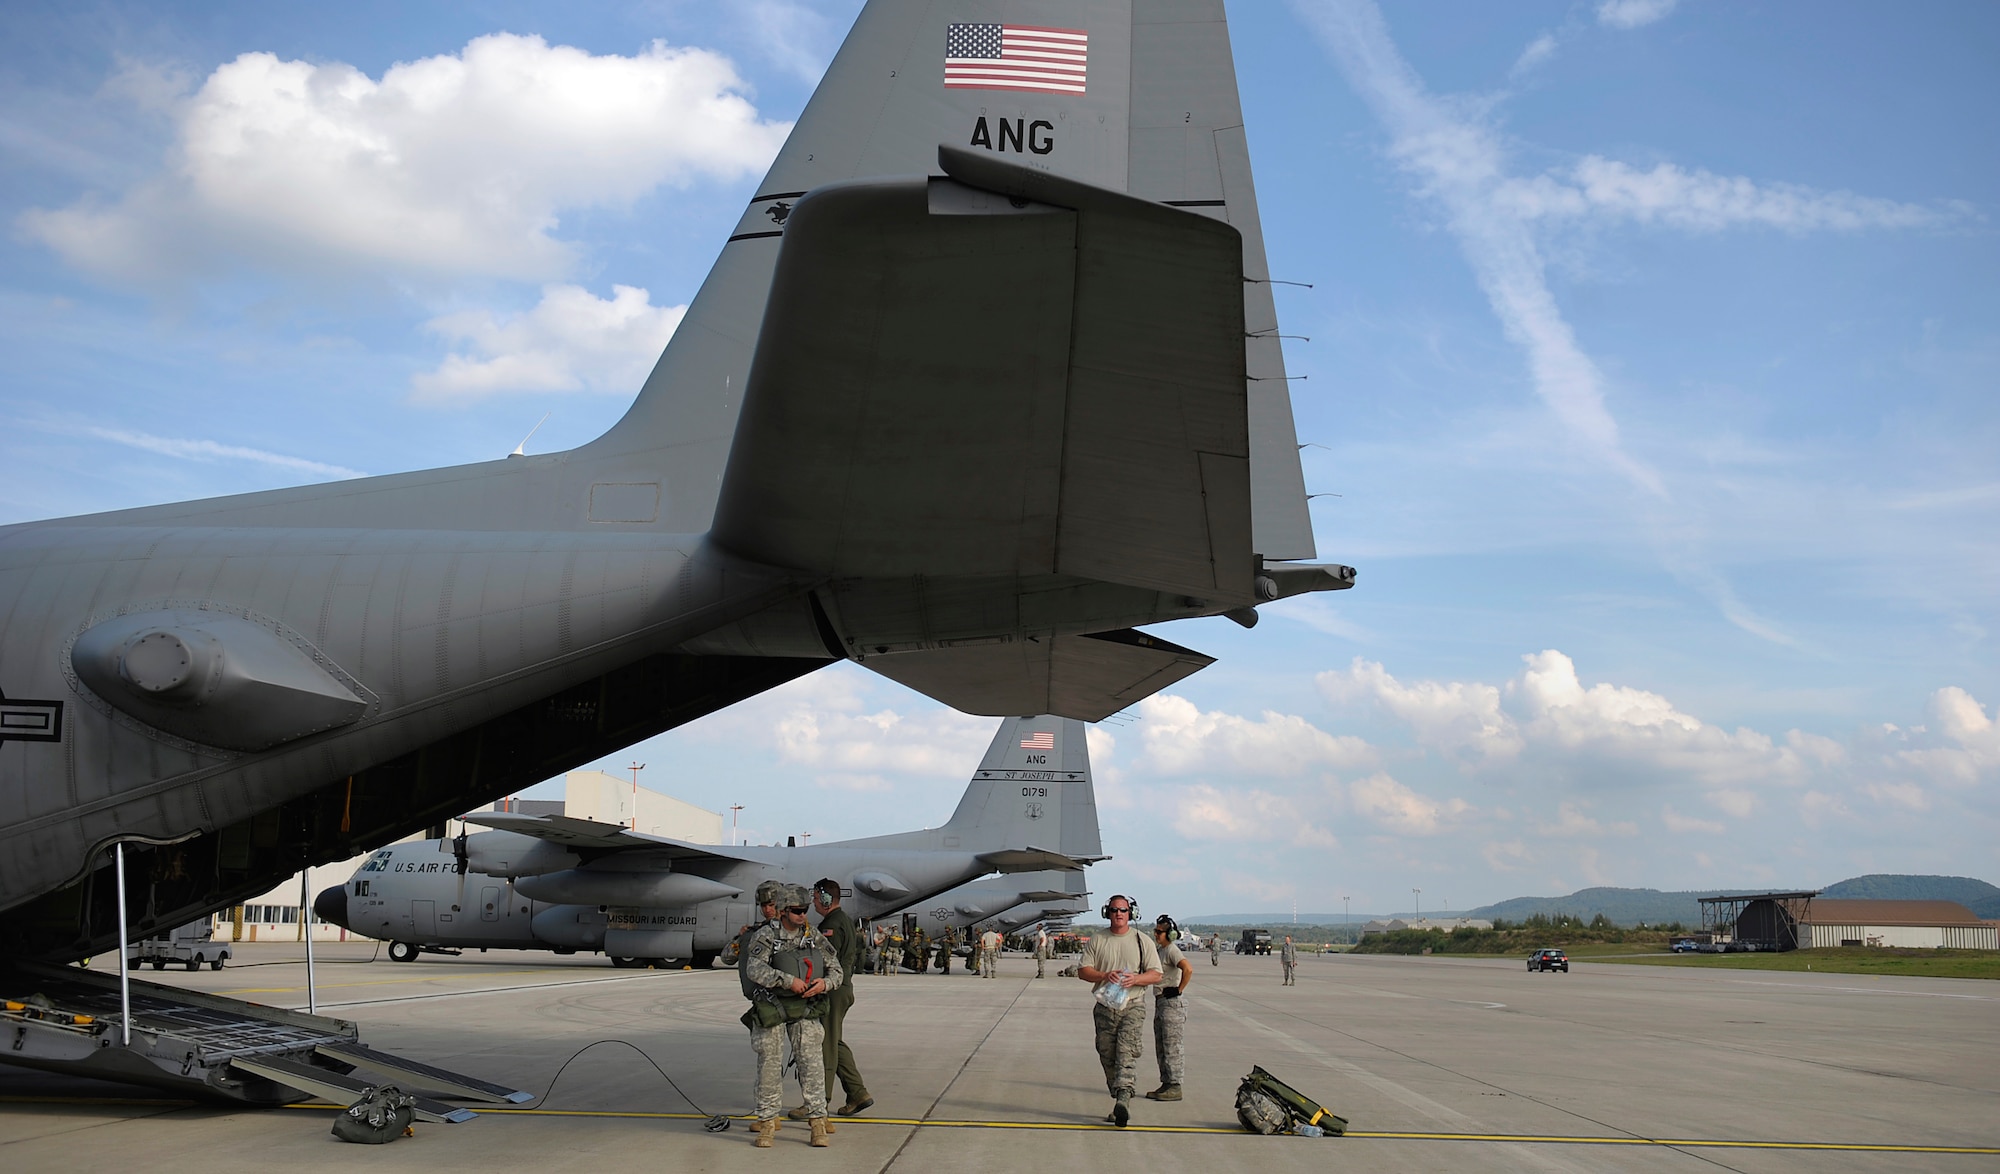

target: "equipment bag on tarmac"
[331,1084,417,1144]
[1234,1066,1347,1136]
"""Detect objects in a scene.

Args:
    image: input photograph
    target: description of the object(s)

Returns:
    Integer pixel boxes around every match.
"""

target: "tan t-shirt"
[1080,928,1161,1000]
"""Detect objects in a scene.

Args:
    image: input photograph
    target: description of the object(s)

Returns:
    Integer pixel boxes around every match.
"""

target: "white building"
[550,769,722,843]
[1798,900,1997,950]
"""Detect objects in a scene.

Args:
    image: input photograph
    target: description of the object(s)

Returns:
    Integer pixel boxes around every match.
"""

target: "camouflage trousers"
[1035,954,1046,978]
[1091,1002,1147,1097]
[980,948,997,977]
[1282,960,1297,985]
[1151,994,1186,1085]
[750,1019,826,1121]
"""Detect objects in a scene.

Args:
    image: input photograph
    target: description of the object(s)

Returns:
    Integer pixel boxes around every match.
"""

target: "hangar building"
[1797,899,1996,950]
[1703,891,1997,951]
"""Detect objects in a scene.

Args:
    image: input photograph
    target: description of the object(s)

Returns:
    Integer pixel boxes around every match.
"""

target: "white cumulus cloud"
[1321,657,1520,763]
[1891,686,2000,785]
[22,33,790,286]
[411,284,684,401]
[681,670,994,782]
[1348,772,1470,835]
[1133,694,1373,776]
[1324,649,1822,789]
[1659,805,1724,835]
[1597,0,1678,30]
[1171,783,1339,849]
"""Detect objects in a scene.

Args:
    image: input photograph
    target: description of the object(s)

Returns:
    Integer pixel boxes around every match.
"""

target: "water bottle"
[1295,1124,1323,1138]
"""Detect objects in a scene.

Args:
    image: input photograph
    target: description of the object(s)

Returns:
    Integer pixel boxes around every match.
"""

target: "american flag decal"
[1020,731,1055,750]
[945,23,1088,96]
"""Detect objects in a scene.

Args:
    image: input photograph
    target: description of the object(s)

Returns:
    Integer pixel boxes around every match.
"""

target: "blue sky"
[4,1,1995,917]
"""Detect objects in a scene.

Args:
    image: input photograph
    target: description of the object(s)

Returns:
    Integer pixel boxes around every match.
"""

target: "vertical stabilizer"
[590,0,1315,560]
[944,716,1102,860]
[588,0,1143,530]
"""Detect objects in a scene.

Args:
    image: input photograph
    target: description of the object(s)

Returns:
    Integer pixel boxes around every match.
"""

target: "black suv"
[1527,949,1569,973]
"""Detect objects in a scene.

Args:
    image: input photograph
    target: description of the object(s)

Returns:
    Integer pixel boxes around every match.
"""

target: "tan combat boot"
[809,1117,831,1147]
[753,1118,777,1147]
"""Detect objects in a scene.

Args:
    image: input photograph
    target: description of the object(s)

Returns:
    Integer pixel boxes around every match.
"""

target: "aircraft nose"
[312,884,350,929]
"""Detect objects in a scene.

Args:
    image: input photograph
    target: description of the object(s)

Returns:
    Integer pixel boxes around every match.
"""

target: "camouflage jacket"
[745,920,845,999]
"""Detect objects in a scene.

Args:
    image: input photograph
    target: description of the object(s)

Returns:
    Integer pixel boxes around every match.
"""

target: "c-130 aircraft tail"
[0,0,1352,962]
[318,716,1102,964]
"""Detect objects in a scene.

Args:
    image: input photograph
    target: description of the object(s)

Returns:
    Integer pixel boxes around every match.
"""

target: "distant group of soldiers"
[862,922,1057,977]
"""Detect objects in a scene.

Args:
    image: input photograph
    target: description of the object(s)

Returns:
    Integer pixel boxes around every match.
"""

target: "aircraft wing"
[465,813,757,864]
[975,847,1101,874]
[1016,890,1085,903]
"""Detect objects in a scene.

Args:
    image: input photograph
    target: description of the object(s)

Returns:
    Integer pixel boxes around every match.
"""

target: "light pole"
[729,804,744,846]
[628,761,647,830]
[1413,888,1421,922]
[1343,895,1350,935]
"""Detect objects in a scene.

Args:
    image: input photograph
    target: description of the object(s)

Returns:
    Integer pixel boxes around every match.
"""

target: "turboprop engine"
[511,870,742,907]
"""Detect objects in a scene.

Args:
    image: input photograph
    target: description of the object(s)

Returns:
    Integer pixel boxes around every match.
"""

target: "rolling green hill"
[1820,874,2000,918]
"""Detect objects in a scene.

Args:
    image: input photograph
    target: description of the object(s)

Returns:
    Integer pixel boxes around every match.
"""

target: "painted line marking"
[1722,979,1995,1001]
[272,1104,2000,1152]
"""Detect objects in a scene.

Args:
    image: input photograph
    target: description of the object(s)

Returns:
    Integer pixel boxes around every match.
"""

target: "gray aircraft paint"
[317,716,1100,960]
[904,867,1091,940]
[0,0,1349,961]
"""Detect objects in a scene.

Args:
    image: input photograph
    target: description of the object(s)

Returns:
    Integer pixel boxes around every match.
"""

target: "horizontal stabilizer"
[711,147,1252,602]
[976,846,1090,874]
[865,628,1212,721]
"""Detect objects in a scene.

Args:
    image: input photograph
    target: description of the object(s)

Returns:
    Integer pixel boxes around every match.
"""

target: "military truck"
[1236,929,1272,955]
[127,919,232,971]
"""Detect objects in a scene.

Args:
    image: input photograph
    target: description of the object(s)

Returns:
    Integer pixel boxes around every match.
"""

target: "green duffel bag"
[1236,1066,1348,1136]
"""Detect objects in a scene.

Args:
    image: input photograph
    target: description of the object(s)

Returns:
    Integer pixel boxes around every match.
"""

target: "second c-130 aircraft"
[0,0,1355,962]
[315,717,1101,967]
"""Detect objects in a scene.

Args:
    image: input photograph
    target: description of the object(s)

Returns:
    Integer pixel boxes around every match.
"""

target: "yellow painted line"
[269,1104,2000,1152]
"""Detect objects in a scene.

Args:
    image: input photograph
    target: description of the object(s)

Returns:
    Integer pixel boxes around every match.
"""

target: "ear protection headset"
[1154,915,1178,937]
[1100,894,1138,920]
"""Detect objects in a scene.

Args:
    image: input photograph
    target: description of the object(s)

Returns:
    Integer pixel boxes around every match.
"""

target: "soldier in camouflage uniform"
[1076,895,1162,1127]
[1281,935,1298,986]
[742,884,844,1147]
[1145,915,1194,1101]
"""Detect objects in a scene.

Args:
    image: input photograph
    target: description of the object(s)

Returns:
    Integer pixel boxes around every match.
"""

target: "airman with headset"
[1147,914,1195,1101]
[1075,894,1161,1127]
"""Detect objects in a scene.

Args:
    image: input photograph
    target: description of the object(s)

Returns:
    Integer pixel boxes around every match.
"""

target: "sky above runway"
[4,1,1995,917]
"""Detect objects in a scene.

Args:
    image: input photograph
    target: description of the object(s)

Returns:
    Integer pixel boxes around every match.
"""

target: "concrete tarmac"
[2,945,1994,1172]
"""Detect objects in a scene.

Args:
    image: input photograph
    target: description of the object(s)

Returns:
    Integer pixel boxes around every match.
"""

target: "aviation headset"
[1154,915,1178,937]
[1100,894,1138,920]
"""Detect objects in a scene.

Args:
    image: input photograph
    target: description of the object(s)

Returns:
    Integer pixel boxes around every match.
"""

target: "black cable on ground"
[536,1039,732,1132]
